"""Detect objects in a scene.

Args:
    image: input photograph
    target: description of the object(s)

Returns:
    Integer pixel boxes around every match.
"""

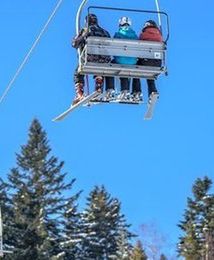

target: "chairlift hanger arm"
[87,5,170,43]
[76,0,89,67]
[76,0,88,34]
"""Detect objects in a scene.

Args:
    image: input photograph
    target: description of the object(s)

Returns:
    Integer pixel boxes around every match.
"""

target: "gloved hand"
[72,30,88,48]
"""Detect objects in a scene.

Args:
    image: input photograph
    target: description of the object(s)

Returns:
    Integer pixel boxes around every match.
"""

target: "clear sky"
[1,0,214,257]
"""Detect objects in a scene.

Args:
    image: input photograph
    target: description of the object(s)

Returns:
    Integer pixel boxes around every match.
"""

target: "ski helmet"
[85,13,98,25]
[144,20,158,28]
[119,16,132,27]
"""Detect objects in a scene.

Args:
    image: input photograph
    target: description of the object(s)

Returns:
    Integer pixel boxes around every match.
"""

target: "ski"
[87,99,142,105]
[86,93,143,105]
[52,91,101,122]
[144,93,159,120]
[117,99,143,105]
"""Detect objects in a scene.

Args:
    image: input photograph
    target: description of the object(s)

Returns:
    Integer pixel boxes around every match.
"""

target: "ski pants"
[132,59,161,97]
[119,78,141,93]
[111,59,141,93]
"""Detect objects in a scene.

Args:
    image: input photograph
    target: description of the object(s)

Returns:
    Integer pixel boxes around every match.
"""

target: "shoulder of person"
[114,31,122,38]
[103,28,110,37]
[113,32,119,38]
[132,28,138,34]
[100,26,109,32]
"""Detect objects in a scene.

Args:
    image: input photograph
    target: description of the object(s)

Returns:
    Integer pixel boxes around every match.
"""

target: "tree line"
[0,119,213,259]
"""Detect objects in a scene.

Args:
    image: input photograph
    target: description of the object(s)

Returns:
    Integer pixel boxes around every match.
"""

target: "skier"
[72,14,114,105]
[136,20,163,103]
[113,17,141,101]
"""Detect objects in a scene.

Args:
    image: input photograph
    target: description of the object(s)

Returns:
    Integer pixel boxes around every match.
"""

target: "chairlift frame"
[76,5,169,79]
[87,6,170,43]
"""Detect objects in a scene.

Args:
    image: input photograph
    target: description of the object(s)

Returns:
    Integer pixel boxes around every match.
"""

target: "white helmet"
[119,16,132,27]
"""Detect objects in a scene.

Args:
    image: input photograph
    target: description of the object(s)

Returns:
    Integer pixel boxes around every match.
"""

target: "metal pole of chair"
[76,0,88,65]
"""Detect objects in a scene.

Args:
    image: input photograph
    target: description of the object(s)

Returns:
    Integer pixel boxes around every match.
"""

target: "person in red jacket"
[133,20,163,103]
[139,20,163,42]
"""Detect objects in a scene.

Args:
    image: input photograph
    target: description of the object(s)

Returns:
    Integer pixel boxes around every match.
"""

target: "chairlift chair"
[77,6,169,80]
[79,36,167,79]
[52,1,170,121]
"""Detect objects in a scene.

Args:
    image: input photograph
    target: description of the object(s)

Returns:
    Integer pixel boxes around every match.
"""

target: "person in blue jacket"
[114,17,141,101]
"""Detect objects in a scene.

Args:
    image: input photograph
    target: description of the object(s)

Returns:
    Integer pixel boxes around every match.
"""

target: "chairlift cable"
[0,0,64,105]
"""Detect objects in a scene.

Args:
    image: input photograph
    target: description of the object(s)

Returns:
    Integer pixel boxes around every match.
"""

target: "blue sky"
[1,0,214,257]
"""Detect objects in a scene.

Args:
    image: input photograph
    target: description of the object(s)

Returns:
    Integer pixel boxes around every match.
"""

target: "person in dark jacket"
[134,20,163,103]
[113,17,141,101]
[72,14,114,105]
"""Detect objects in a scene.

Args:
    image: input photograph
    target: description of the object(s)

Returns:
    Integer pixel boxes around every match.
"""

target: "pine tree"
[178,176,214,259]
[5,119,79,259]
[61,191,83,259]
[80,186,133,260]
[0,178,14,253]
[130,240,147,260]
[116,227,133,260]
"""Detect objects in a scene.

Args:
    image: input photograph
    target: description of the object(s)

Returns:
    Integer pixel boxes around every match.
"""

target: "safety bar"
[88,6,170,43]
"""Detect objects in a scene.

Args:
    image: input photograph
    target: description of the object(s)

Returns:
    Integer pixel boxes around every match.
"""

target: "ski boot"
[132,92,143,102]
[118,90,130,101]
[105,88,115,101]
[95,76,104,93]
[72,83,84,105]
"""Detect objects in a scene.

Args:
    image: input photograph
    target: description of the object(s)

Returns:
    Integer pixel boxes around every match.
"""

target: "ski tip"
[51,91,100,122]
[144,116,152,120]
[52,117,61,122]
[52,113,67,122]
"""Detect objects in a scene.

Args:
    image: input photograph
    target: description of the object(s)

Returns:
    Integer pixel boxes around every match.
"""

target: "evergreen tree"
[0,178,14,253]
[80,186,133,260]
[130,240,147,260]
[116,228,133,260]
[178,176,214,259]
[61,191,83,259]
[5,119,79,259]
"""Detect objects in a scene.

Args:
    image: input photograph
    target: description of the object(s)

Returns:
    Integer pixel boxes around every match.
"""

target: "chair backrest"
[78,36,167,79]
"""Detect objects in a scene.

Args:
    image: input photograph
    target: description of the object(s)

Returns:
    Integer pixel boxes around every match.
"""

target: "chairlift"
[52,0,170,121]
[78,6,169,80]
